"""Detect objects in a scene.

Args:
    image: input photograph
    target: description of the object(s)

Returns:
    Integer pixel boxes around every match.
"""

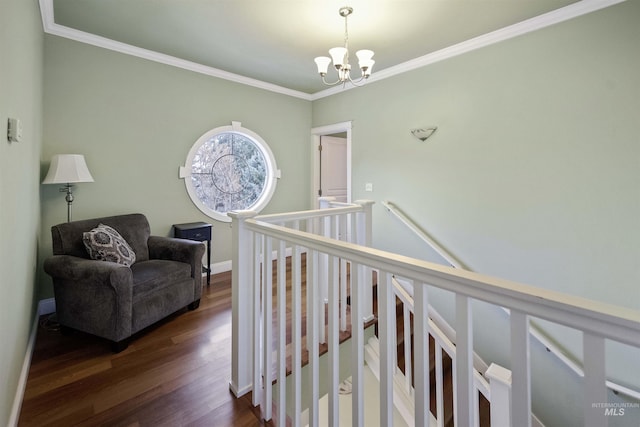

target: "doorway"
[310,121,352,208]
[319,135,347,202]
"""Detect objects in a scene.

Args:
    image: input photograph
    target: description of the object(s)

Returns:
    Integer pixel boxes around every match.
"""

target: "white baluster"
[292,244,302,427]
[354,200,375,323]
[436,342,444,427]
[262,236,273,421]
[340,258,348,332]
[455,294,474,426]
[351,262,365,427]
[318,213,330,344]
[414,282,430,427]
[307,249,320,427]
[486,363,512,427]
[378,271,395,426]
[584,333,608,427]
[510,310,531,427]
[403,303,412,392]
[328,253,340,426]
[253,233,263,407]
[276,239,286,427]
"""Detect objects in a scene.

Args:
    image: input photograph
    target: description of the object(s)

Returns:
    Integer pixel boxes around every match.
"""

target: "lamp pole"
[60,183,75,222]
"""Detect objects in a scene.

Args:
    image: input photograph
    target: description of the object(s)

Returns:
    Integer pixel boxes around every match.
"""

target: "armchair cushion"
[131,260,191,301]
[83,223,137,266]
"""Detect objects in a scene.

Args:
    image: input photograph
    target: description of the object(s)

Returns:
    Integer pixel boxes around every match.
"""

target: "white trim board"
[38,0,311,100]
[310,121,353,209]
[8,300,56,427]
[38,0,626,101]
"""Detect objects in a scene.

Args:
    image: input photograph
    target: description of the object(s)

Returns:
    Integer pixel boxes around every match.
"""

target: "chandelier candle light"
[314,6,375,87]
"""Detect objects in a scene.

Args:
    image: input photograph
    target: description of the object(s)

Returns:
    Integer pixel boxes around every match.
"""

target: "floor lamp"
[43,154,95,222]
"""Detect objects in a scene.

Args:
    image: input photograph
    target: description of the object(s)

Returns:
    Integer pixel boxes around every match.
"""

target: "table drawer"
[174,223,212,241]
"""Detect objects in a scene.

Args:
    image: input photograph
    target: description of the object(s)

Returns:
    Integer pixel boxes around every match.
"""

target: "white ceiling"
[42,0,619,100]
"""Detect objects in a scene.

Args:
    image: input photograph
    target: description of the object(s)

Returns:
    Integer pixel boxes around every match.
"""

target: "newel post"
[354,200,375,322]
[353,200,374,246]
[228,210,257,397]
[486,363,513,427]
[318,196,336,209]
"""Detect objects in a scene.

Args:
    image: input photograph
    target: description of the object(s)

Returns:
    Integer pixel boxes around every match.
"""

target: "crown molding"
[40,0,625,102]
[39,0,313,101]
[310,0,626,100]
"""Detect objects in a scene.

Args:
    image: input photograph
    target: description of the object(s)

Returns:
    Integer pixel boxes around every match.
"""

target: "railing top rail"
[325,201,356,208]
[383,200,640,401]
[249,203,365,224]
[383,200,465,269]
[242,218,640,348]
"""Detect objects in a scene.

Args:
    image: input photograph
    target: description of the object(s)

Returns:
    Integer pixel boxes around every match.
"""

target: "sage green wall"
[33,2,640,426]
[313,2,639,426]
[40,35,312,299]
[0,0,43,424]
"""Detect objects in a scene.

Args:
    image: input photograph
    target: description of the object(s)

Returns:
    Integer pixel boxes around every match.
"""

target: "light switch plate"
[7,118,22,142]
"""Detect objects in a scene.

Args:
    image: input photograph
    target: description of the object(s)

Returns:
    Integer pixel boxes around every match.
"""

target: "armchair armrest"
[43,255,134,341]
[44,255,133,287]
[148,236,205,278]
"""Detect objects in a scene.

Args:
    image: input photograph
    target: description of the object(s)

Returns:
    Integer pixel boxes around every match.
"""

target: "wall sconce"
[410,127,437,142]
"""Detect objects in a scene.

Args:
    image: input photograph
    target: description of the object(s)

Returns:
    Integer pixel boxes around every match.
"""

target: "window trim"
[179,121,279,222]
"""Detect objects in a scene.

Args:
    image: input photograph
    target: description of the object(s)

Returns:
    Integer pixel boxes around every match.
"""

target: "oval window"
[180,121,279,222]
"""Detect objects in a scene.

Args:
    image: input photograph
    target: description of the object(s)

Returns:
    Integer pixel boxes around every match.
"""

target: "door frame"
[310,121,352,209]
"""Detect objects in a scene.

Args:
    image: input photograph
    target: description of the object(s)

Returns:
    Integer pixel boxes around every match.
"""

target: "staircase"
[371,282,490,427]
[314,361,411,427]
[283,270,487,427]
[229,200,640,427]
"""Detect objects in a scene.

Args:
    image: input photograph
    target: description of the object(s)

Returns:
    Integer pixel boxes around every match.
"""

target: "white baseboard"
[38,298,56,316]
[206,249,300,277]
[211,260,232,274]
[8,304,44,427]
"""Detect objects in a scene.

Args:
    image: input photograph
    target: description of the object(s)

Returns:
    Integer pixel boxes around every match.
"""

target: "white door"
[319,136,348,203]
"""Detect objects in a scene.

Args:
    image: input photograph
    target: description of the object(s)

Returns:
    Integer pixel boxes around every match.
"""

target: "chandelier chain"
[343,12,349,57]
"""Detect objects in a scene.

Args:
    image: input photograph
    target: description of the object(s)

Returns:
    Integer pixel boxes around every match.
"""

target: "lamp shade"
[329,47,348,68]
[42,154,94,184]
[314,56,332,74]
[355,49,374,64]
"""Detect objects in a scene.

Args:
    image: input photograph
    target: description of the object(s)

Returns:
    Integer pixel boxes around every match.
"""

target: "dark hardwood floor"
[19,272,272,427]
[19,265,488,427]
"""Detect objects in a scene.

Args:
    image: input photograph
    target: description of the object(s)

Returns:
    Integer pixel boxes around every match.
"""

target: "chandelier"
[314,6,375,87]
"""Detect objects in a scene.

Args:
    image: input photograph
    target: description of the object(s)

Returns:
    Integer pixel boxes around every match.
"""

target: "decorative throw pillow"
[83,224,136,266]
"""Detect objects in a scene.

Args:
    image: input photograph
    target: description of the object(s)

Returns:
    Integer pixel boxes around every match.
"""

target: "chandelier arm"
[347,74,368,87]
[321,75,344,87]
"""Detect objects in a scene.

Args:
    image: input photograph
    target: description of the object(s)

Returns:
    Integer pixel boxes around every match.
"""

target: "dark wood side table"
[173,222,212,286]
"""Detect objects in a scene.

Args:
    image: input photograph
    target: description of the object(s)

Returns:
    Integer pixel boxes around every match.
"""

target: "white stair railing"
[229,198,375,426]
[230,201,640,427]
[382,200,640,403]
[389,275,492,427]
[382,200,465,269]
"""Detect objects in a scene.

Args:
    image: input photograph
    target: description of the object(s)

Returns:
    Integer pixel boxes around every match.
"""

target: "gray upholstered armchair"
[44,213,205,352]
